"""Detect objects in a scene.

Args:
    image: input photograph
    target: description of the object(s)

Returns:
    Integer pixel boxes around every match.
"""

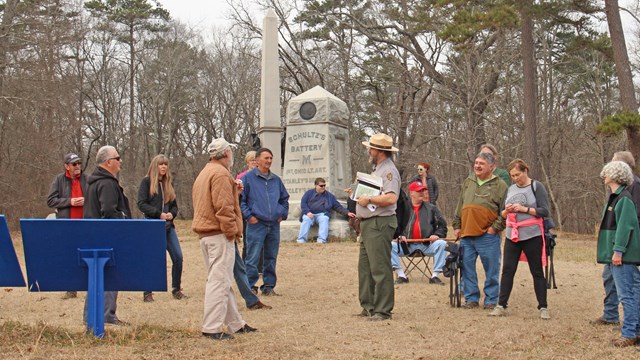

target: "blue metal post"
[79,249,113,338]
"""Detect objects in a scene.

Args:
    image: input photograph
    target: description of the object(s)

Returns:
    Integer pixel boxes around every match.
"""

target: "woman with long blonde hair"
[137,154,186,302]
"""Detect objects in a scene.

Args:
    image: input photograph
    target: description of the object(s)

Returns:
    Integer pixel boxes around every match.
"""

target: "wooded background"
[1,0,638,233]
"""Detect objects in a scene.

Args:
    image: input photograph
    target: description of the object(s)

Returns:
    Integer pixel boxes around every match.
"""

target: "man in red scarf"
[47,152,87,299]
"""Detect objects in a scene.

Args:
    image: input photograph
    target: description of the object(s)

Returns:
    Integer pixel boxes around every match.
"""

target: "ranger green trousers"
[358,215,397,318]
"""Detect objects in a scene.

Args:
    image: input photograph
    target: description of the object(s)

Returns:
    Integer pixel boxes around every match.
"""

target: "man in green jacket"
[453,152,507,310]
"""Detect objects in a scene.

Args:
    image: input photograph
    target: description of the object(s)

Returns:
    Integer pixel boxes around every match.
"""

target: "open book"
[351,172,383,211]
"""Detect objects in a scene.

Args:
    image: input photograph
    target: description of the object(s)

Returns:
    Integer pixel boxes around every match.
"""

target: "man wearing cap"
[452,152,507,310]
[83,145,131,326]
[192,138,257,340]
[240,147,290,296]
[391,181,448,285]
[47,152,87,299]
[297,177,356,244]
[355,133,401,321]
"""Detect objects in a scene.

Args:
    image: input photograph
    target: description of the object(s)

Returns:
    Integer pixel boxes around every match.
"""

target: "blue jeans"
[145,227,183,295]
[297,213,330,243]
[233,242,260,307]
[610,264,640,339]
[391,239,447,274]
[601,264,620,322]
[166,227,184,291]
[245,221,280,291]
[460,232,501,305]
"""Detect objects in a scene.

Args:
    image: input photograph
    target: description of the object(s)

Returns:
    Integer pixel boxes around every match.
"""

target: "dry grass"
[0,222,637,359]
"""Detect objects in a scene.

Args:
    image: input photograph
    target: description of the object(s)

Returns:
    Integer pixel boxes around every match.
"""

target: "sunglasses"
[108,156,121,162]
[317,184,326,187]
[417,168,425,172]
[69,162,81,166]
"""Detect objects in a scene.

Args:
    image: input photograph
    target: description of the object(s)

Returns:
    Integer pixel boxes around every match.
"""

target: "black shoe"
[106,319,129,326]
[262,289,280,296]
[394,277,409,284]
[368,313,392,321]
[235,324,258,334]
[429,277,445,286]
[202,332,234,340]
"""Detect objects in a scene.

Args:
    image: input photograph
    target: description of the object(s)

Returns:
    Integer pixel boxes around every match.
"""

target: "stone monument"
[279,86,353,241]
[258,8,283,175]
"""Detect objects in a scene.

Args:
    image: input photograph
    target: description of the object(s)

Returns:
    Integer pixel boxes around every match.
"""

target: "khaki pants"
[200,234,245,333]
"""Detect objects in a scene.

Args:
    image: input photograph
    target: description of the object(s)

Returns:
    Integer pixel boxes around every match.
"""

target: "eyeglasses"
[317,184,326,187]
[69,162,81,167]
[108,156,121,162]
[417,168,425,172]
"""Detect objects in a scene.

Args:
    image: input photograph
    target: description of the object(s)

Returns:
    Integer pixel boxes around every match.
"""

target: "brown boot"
[61,291,77,299]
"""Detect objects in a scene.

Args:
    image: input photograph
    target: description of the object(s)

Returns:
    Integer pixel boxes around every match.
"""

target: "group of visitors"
[46,135,640,347]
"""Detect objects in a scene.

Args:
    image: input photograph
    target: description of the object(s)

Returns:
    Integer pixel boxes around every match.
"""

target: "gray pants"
[83,291,119,323]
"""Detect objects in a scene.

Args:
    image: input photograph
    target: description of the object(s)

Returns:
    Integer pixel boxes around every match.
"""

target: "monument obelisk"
[258,8,282,175]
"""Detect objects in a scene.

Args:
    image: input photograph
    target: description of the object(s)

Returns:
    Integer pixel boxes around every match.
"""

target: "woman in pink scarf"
[489,159,551,320]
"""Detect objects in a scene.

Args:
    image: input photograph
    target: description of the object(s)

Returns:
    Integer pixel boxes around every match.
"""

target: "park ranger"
[355,133,401,321]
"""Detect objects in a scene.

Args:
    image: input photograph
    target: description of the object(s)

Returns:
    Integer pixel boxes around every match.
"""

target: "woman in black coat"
[137,154,186,302]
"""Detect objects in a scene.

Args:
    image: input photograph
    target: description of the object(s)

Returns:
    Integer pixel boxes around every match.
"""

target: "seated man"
[392,181,447,285]
[297,177,355,243]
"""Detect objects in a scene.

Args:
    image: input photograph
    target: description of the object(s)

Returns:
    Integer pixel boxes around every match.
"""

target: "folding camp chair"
[401,249,433,280]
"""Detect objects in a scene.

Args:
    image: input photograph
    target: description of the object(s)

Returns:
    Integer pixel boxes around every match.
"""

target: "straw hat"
[362,133,399,152]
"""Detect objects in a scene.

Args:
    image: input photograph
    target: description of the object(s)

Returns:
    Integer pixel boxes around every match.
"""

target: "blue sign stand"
[80,249,114,338]
[21,219,166,338]
[0,215,26,287]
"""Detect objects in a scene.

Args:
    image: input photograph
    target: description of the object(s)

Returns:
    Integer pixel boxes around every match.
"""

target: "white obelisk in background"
[258,8,282,175]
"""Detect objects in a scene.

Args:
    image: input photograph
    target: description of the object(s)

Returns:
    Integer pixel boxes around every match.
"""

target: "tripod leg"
[550,253,557,289]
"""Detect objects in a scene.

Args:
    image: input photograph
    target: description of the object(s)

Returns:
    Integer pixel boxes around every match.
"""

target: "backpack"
[530,180,556,234]
[394,188,410,239]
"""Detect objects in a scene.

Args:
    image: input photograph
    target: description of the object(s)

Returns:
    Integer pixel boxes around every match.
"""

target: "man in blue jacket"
[297,177,355,244]
[240,148,290,296]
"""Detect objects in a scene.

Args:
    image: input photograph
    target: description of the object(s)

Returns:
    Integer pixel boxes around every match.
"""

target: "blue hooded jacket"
[240,168,290,223]
[299,188,349,221]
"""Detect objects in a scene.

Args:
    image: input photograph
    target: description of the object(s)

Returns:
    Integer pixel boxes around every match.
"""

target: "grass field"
[0,221,637,359]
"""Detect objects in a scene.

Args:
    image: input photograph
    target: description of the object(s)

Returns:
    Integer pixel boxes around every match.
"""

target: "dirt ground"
[0,221,638,359]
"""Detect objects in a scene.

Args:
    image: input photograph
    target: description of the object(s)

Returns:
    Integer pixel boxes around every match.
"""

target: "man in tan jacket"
[192,138,257,341]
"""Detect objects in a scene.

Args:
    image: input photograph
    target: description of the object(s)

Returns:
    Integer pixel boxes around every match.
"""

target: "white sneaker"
[540,308,550,320]
[488,305,507,317]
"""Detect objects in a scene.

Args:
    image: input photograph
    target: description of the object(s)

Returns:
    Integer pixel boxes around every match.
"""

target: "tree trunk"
[128,24,137,166]
[521,0,540,178]
[0,0,19,167]
[604,0,640,160]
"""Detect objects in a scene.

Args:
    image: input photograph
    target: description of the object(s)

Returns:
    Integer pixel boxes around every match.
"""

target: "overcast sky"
[159,0,250,32]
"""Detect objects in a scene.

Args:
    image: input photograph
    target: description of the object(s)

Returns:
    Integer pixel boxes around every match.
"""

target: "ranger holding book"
[354,133,401,321]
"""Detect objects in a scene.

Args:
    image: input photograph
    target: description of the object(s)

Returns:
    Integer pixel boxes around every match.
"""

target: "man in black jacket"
[82,145,131,326]
[47,152,87,299]
[391,181,448,285]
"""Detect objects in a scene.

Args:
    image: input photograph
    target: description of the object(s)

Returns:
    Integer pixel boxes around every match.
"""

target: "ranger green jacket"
[452,174,507,238]
[597,186,640,265]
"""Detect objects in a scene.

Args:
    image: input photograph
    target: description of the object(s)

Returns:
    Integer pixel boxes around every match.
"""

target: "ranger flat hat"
[362,133,399,152]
